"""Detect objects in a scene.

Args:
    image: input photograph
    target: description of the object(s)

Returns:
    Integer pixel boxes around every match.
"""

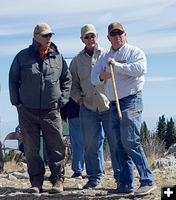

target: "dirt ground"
[1,160,174,200]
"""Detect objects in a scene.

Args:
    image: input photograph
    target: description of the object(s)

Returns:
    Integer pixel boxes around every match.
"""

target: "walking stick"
[109,64,122,120]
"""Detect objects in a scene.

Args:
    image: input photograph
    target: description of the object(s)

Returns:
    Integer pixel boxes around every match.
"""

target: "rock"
[151,155,176,169]
[151,144,176,171]
[0,160,173,199]
[12,171,29,179]
[164,143,176,156]
[8,174,18,181]
[152,169,161,175]
[17,162,27,169]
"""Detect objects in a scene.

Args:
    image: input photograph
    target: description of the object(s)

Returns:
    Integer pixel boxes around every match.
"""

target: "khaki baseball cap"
[108,22,124,34]
[34,22,54,35]
[81,24,97,38]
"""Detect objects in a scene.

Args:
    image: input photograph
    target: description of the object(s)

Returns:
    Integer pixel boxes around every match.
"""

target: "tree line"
[140,115,176,158]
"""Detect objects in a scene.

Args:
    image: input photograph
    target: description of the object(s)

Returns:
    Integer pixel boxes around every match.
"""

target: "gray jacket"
[9,39,72,110]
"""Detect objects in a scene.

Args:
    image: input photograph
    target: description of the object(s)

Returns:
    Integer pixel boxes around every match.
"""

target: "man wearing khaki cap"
[91,22,156,197]
[9,22,72,194]
[69,24,120,189]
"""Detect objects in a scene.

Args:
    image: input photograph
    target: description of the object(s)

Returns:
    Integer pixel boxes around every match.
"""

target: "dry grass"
[147,155,161,166]
[4,160,23,173]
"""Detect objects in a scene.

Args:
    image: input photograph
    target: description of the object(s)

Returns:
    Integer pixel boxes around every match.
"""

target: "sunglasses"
[109,31,124,37]
[84,34,96,40]
[41,33,53,38]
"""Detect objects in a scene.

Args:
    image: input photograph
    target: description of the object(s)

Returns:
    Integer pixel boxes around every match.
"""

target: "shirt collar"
[31,39,57,56]
[110,42,127,54]
[80,43,102,55]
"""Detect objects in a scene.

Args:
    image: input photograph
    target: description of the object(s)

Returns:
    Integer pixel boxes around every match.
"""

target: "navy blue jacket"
[60,98,80,121]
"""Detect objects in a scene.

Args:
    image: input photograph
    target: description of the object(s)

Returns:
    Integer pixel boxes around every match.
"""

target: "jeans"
[80,104,120,183]
[110,93,154,190]
[68,117,84,173]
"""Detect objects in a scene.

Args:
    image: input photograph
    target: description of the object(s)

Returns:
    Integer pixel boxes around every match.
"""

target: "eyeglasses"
[41,33,53,38]
[84,34,96,40]
[109,31,124,37]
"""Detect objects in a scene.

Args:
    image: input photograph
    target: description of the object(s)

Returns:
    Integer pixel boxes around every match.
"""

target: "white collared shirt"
[91,43,147,101]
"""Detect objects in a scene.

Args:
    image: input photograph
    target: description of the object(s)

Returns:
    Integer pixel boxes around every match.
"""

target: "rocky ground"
[0,145,176,200]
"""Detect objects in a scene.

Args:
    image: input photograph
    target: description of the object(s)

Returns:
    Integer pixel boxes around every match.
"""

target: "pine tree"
[165,117,176,149]
[156,115,167,141]
[140,121,150,145]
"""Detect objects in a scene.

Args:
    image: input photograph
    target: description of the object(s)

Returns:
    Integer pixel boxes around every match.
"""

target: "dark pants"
[17,106,65,187]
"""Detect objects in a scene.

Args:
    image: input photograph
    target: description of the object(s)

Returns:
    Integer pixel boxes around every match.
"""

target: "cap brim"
[83,31,96,37]
[40,31,54,35]
[109,28,124,34]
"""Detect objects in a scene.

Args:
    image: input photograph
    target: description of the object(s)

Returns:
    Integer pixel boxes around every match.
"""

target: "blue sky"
[0,0,176,147]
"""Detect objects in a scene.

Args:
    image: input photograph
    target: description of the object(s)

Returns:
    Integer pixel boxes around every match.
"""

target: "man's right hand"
[107,58,116,68]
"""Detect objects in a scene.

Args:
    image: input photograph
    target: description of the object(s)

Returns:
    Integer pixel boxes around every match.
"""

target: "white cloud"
[146,77,176,82]
[1,0,175,17]
[0,41,31,57]
[129,33,176,54]
[0,0,176,56]
[1,0,176,135]
[0,0,160,17]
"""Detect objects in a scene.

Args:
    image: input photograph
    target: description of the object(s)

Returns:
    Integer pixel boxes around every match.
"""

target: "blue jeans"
[68,117,84,173]
[110,93,154,190]
[80,104,120,183]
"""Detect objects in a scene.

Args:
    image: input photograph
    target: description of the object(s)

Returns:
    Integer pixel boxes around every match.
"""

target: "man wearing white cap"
[9,22,72,194]
[69,24,120,189]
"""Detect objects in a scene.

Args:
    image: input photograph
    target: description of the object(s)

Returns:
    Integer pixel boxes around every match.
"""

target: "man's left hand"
[99,67,112,81]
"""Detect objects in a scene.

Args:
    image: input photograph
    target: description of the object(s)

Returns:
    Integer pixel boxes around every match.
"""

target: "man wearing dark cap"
[9,22,72,194]
[91,22,156,197]
[70,24,120,189]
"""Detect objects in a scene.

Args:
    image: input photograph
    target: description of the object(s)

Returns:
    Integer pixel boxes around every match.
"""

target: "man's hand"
[54,102,58,109]
[99,67,112,81]
[78,98,84,105]
[16,104,22,108]
[107,58,116,68]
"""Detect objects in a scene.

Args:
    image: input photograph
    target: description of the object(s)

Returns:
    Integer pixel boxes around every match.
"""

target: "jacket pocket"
[45,65,61,83]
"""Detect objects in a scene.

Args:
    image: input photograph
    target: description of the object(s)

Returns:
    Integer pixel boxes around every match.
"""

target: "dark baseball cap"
[108,22,124,34]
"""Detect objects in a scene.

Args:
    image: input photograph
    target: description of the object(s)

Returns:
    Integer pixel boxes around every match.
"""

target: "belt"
[110,91,142,105]
[24,106,57,115]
